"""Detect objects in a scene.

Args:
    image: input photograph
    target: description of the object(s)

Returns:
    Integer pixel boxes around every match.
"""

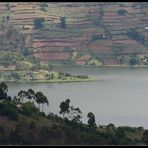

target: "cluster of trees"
[33,18,45,29]
[33,16,67,30]
[91,34,107,41]
[0,82,95,129]
[129,53,139,65]
[128,53,148,66]
[17,89,49,112]
[59,98,95,128]
[117,9,128,15]
[127,29,145,44]
[37,2,48,11]
[0,82,147,145]
[58,72,89,80]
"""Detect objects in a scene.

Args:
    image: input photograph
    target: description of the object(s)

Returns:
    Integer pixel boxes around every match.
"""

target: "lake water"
[7,66,148,128]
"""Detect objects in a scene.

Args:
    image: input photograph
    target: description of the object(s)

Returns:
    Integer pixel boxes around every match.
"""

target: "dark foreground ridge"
[0,82,147,145]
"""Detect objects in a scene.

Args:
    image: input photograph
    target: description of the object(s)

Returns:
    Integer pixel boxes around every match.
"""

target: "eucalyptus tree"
[27,88,35,101]
[87,112,97,131]
[17,90,27,103]
[0,82,8,93]
[0,82,8,100]
[59,99,70,119]
[35,91,49,112]
[68,106,82,123]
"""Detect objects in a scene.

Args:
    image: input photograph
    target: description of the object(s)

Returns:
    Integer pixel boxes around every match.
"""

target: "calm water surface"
[7,67,148,128]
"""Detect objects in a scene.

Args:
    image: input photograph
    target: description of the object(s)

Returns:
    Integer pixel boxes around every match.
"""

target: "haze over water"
[7,67,148,129]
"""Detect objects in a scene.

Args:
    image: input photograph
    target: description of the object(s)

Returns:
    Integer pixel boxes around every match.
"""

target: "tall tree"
[35,91,49,112]
[41,95,49,112]
[59,99,70,119]
[87,112,97,131]
[68,106,82,123]
[0,82,8,100]
[27,89,35,101]
[17,90,27,103]
[0,82,8,94]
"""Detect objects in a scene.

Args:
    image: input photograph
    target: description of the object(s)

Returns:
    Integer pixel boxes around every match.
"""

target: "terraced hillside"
[0,2,148,66]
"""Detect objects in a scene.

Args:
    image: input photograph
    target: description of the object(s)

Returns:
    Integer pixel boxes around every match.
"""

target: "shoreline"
[5,77,98,83]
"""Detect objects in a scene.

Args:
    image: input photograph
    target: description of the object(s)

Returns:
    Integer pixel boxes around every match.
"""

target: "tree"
[87,112,97,131]
[17,90,27,103]
[41,95,49,112]
[33,18,45,29]
[127,29,145,44]
[35,91,49,112]
[11,72,20,80]
[117,9,127,15]
[27,88,35,100]
[0,82,8,94]
[129,54,139,65]
[59,99,70,119]
[38,2,48,11]
[60,16,66,29]
[0,82,8,101]
[68,106,82,123]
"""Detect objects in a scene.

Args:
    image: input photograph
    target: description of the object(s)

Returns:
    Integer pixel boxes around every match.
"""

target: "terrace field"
[0,2,148,67]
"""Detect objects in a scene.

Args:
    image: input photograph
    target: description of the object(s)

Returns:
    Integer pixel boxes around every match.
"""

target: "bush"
[20,102,40,119]
[29,121,36,129]
[0,126,6,144]
[33,18,45,29]
[117,9,127,15]
[127,29,145,44]
[0,101,18,120]
[129,56,139,65]
[142,130,148,144]
[60,17,66,29]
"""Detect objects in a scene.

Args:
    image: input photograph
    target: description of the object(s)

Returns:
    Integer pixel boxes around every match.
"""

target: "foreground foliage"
[0,82,146,145]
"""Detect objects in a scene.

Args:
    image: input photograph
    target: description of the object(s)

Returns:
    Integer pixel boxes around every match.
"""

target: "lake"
[7,66,148,128]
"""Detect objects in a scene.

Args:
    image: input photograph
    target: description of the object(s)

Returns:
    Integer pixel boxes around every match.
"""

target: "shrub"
[0,101,18,120]
[60,17,66,29]
[29,121,36,129]
[20,102,40,119]
[0,126,6,144]
[117,9,127,15]
[33,18,45,29]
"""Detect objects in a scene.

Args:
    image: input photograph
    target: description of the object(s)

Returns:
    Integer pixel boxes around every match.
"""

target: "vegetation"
[60,16,67,29]
[127,29,145,44]
[33,18,45,29]
[37,2,48,11]
[0,82,146,145]
[117,9,128,15]
[0,70,95,83]
[0,3,147,67]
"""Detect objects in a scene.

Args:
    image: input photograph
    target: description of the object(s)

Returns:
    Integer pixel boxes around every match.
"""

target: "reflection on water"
[7,67,148,128]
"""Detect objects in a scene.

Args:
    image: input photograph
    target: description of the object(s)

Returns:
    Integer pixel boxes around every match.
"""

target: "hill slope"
[0,2,148,66]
